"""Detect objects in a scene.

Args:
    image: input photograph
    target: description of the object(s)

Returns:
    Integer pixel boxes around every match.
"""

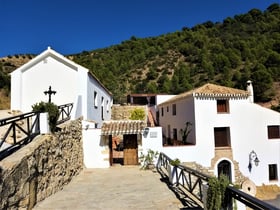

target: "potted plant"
[139,149,159,170]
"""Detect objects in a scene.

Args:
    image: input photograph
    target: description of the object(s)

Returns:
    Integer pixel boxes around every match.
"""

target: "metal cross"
[44,86,56,103]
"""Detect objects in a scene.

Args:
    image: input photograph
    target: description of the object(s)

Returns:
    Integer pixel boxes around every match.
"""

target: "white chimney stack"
[247,80,254,103]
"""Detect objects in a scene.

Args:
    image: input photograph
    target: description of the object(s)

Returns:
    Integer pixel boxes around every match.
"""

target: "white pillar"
[40,112,50,134]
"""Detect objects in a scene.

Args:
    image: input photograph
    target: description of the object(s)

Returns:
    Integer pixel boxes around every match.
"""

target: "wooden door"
[123,134,138,165]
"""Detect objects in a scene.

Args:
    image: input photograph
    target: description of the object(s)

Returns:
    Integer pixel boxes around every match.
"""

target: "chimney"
[247,80,254,103]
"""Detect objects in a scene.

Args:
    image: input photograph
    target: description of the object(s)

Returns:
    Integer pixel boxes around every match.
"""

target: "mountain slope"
[0,3,279,108]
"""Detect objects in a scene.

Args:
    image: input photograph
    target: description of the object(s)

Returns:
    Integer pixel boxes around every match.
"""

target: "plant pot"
[147,163,155,170]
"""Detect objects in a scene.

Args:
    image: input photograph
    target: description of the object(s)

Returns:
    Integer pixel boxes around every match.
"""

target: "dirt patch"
[256,184,280,200]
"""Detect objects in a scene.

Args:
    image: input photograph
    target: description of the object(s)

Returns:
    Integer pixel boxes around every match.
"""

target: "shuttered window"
[269,164,278,181]
[173,128,177,140]
[172,104,176,115]
[217,100,229,113]
[214,127,231,147]
[268,126,280,139]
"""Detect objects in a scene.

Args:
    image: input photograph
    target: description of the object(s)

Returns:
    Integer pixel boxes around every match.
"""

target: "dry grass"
[0,89,10,110]
[256,184,280,200]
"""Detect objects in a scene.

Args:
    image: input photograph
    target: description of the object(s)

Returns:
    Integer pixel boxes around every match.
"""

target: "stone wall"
[112,105,147,121]
[0,119,83,210]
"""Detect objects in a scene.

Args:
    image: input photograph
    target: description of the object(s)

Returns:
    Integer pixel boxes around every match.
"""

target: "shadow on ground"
[157,168,203,210]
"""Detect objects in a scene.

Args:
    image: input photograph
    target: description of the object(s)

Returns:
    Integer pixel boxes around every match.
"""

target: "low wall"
[0,119,83,210]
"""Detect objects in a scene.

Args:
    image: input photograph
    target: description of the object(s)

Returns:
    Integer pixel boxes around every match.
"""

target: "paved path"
[33,166,185,210]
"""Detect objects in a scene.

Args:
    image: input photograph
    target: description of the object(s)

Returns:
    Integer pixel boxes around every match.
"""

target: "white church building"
[10,47,113,127]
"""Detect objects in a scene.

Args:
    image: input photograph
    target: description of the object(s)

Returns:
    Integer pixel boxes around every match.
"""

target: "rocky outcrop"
[0,119,83,210]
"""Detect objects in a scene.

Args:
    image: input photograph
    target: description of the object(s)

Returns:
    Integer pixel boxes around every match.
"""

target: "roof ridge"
[158,83,249,106]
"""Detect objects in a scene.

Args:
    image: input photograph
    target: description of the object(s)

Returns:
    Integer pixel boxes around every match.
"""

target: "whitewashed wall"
[159,96,196,143]
[82,120,110,168]
[10,48,112,127]
[82,126,164,169]
[156,95,176,105]
[86,74,112,127]
[158,94,280,187]
[11,55,78,112]
[189,97,280,186]
[140,127,163,152]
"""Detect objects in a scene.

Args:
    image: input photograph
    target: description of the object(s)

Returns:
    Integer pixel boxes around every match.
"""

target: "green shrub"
[206,174,230,210]
[129,108,145,120]
[32,101,59,133]
[170,158,181,166]
[139,149,159,170]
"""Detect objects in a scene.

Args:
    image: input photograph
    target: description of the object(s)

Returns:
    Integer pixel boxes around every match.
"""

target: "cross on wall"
[44,86,56,103]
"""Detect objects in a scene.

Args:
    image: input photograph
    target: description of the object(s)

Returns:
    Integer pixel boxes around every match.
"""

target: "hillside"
[0,3,279,109]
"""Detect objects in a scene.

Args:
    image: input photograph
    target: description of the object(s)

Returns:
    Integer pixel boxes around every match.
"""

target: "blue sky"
[0,0,279,57]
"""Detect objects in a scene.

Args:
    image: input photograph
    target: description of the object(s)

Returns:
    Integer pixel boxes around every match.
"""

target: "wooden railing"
[157,152,210,207]
[156,152,279,210]
[0,111,40,160]
[226,186,279,210]
[0,103,74,160]
[57,103,73,125]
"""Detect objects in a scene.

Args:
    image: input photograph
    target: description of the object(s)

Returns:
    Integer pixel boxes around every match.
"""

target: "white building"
[157,82,280,188]
[10,47,112,127]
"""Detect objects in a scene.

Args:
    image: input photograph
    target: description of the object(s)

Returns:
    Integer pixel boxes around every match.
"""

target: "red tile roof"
[101,120,145,135]
[159,83,249,106]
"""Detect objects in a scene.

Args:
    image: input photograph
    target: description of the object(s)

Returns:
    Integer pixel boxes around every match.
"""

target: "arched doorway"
[218,160,232,182]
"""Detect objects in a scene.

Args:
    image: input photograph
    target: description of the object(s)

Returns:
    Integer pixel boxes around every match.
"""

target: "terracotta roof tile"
[101,120,145,135]
[159,83,249,106]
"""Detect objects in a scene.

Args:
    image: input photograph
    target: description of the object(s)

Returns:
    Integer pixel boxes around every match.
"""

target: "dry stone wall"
[112,105,147,120]
[0,119,83,210]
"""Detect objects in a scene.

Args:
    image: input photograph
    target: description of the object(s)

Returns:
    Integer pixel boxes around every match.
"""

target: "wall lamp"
[248,150,260,172]
[143,127,149,137]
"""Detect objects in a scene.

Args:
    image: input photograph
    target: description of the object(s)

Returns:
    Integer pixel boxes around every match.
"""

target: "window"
[172,104,176,115]
[167,106,169,112]
[268,126,280,139]
[173,128,177,140]
[101,97,104,120]
[94,91,98,107]
[214,127,231,147]
[269,164,278,181]
[161,107,164,116]
[106,100,109,112]
[217,99,229,113]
